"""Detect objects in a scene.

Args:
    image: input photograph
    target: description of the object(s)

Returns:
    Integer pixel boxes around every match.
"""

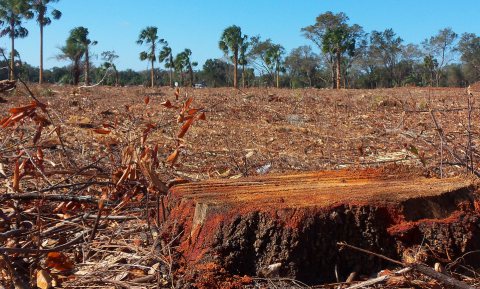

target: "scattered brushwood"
[0,84,479,288]
[0,84,206,288]
[336,242,478,289]
[0,79,16,93]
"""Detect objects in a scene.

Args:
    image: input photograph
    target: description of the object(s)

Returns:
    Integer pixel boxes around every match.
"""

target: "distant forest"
[1,0,479,89]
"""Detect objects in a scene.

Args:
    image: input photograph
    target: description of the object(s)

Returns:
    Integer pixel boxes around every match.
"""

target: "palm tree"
[58,31,85,85]
[265,44,285,88]
[67,27,96,85]
[174,52,185,85]
[183,49,197,86]
[238,36,249,88]
[137,26,161,87]
[0,0,33,80]
[219,25,246,88]
[174,49,197,86]
[31,0,61,84]
[159,40,174,87]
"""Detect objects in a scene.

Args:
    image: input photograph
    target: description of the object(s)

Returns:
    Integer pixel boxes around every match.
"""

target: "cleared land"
[0,85,479,288]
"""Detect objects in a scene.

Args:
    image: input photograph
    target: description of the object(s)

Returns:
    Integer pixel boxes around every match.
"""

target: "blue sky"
[6,0,480,71]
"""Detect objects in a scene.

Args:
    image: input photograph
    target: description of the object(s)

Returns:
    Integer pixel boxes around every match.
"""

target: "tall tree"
[397,43,423,86]
[219,25,246,88]
[200,58,230,87]
[422,28,458,86]
[284,45,321,87]
[369,28,403,87]
[302,12,362,89]
[137,26,161,87]
[0,0,33,80]
[68,27,96,85]
[423,54,438,86]
[159,40,174,87]
[458,33,480,81]
[265,44,285,88]
[31,0,61,84]
[174,49,197,86]
[58,29,85,85]
[248,36,285,87]
[173,52,185,85]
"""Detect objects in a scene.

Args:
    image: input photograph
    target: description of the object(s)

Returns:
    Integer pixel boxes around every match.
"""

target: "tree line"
[1,2,479,89]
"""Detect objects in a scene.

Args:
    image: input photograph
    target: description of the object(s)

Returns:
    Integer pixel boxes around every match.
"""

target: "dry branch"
[0,230,87,254]
[338,242,477,289]
[345,267,411,289]
[0,79,16,92]
[411,263,477,289]
[0,192,102,204]
[430,110,480,177]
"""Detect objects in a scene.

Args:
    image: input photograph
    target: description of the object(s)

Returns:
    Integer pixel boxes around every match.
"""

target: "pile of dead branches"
[0,84,205,288]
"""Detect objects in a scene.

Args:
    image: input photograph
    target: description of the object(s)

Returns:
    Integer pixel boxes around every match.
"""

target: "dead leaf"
[197,112,206,121]
[9,101,37,114]
[181,97,194,114]
[128,268,147,278]
[116,165,132,186]
[161,100,177,109]
[45,252,74,272]
[37,147,44,161]
[177,117,194,138]
[187,108,200,115]
[92,128,111,135]
[166,149,180,166]
[142,123,156,145]
[36,269,53,289]
[144,96,150,105]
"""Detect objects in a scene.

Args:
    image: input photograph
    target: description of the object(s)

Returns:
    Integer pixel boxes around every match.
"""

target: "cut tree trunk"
[162,169,480,284]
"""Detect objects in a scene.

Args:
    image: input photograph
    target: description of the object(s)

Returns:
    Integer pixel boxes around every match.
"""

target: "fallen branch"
[337,241,403,266]
[337,242,477,289]
[0,252,30,289]
[345,267,411,289]
[0,79,16,93]
[0,228,28,240]
[412,263,477,289]
[0,192,102,204]
[0,230,87,254]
